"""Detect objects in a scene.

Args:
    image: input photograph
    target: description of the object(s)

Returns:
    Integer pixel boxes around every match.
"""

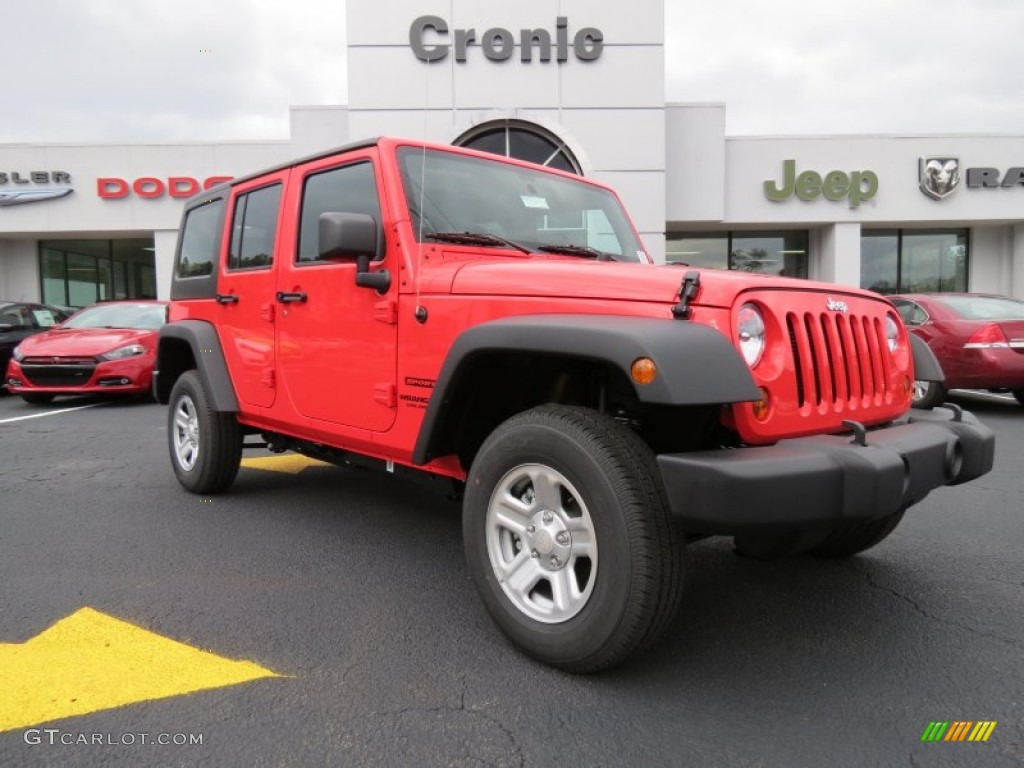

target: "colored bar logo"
[921,721,997,742]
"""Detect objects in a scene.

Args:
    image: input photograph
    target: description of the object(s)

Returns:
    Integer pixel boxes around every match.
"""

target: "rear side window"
[229,184,282,270]
[297,162,380,263]
[177,199,226,278]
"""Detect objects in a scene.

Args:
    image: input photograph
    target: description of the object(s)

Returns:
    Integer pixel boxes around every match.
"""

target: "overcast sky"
[2,0,1022,144]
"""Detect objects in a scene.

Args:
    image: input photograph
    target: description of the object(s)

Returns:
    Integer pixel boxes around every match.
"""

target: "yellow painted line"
[0,607,281,732]
[240,454,332,474]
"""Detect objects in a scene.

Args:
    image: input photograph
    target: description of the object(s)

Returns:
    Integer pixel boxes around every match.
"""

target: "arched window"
[454,121,581,174]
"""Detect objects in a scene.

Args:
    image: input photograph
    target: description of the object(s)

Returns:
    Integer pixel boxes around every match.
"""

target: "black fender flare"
[412,314,759,465]
[155,320,239,411]
[910,333,945,383]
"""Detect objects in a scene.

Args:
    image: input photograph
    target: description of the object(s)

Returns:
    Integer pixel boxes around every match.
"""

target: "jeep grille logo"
[826,298,848,313]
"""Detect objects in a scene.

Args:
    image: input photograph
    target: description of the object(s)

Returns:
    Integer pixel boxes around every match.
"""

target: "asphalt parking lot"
[0,391,1022,767]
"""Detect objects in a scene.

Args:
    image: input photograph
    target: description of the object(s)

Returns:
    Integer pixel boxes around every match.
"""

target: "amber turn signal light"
[751,387,771,421]
[630,357,657,385]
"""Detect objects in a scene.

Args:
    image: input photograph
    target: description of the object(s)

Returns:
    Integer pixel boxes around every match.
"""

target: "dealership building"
[2,0,1023,307]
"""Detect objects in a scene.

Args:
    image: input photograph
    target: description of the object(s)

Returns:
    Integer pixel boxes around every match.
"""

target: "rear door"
[215,173,287,409]
[274,148,398,431]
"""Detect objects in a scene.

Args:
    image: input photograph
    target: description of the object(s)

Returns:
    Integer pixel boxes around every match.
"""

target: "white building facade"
[1,0,1022,306]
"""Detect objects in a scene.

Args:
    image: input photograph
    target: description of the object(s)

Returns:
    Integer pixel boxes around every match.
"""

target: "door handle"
[215,293,239,304]
[276,291,308,304]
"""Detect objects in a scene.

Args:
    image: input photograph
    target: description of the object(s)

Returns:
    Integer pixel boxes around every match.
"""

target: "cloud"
[1,0,1021,142]
[0,0,347,142]
[665,0,1024,135]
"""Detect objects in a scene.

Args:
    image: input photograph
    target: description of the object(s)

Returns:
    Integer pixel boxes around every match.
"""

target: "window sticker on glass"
[33,310,56,326]
[520,195,549,210]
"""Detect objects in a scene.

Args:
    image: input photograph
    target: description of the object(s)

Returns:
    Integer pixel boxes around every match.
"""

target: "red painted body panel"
[892,293,1024,391]
[169,138,917,475]
[6,326,161,396]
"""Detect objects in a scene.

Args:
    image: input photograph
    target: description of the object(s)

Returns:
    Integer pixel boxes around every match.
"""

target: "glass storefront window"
[40,248,68,307]
[861,229,968,294]
[666,231,808,278]
[39,238,156,308]
[730,232,808,278]
[455,121,581,174]
[666,234,728,269]
[860,230,899,294]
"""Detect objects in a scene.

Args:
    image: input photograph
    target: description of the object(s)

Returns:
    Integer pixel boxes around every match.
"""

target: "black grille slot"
[21,364,95,387]
[787,314,806,406]
[785,309,886,409]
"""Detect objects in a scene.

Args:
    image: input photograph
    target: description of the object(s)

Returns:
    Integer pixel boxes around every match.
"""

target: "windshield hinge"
[374,300,398,325]
[672,270,701,319]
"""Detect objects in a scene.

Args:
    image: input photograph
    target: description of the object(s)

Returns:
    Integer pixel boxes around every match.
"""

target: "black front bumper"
[657,407,995,535]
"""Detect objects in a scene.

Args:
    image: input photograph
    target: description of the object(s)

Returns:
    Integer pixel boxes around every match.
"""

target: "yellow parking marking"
[241,454,332,474]
[0,607,280,731]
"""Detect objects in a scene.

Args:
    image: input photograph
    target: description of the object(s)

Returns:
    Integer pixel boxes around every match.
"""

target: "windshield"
[936,295,1024,321]
[62,303,167,330]
[397,147,646,262]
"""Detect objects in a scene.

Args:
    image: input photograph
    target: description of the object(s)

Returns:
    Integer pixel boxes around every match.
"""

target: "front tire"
[463,405,684,673]
[912,380,947,409]
[20,393,55,405]
[167,370,241,494]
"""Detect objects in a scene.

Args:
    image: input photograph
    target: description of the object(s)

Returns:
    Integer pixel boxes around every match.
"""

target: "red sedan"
[890,293,1024,408]
[5,300,168,405]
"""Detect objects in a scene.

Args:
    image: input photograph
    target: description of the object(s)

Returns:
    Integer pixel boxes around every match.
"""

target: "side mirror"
[319,212,391,293]
[319,212,380,261]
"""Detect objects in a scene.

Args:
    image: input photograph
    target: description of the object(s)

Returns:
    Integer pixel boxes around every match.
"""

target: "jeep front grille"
[786,311,889,408]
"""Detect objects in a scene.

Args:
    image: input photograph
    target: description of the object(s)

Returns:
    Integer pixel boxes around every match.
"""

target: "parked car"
[5,300,168,404]
[0,302,72,387]
[890,293,1024,407]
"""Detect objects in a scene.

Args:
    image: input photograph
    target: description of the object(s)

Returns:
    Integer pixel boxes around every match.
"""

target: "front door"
[274,150,398,432]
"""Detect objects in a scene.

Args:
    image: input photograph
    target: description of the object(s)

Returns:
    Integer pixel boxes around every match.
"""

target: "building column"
[814,222,861,288]
[1013,224,1024,301]
[153,230,180,301]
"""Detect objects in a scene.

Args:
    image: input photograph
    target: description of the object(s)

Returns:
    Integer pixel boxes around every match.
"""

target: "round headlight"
[885,315,900,352]
[12,345,24,362]
[737,304,766,367]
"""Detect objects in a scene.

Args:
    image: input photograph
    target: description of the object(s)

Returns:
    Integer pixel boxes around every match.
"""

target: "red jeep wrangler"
[156,137,994,672]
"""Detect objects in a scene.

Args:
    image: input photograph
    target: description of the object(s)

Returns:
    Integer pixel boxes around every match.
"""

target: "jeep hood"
[448,260,879,307]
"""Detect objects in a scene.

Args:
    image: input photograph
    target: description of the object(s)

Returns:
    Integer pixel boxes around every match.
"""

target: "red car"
[6,300,168,405]
[890,293,1024,408]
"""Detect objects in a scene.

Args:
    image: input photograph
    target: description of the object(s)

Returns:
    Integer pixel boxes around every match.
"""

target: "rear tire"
[808,510,905,558]
[167,370,241,494]
[21,393,55,405]
[463,405,684,673]
[912,380,947,409]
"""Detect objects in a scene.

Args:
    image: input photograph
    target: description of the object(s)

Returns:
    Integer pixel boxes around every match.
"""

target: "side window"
[0,304,32,329]
[177,199,225,278]
[893,299,927,325]
[297,161,381,263]
[228,184,282,270]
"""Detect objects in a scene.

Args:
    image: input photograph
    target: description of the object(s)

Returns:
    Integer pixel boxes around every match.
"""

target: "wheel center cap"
[533,530,554,555]
[526,510,572,571]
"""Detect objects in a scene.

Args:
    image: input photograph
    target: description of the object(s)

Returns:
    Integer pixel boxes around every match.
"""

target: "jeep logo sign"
[764,159,878,209]
[409,16,603,63]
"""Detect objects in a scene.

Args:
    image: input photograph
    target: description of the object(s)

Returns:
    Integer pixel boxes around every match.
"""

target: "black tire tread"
[21,393,55,405]
[168,370,241,495]
[913,381,947,409]
[471,404,683,673]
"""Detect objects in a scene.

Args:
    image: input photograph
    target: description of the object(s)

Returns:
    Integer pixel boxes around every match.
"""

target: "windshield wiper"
[537,244,618,261]
[424,231,533,255]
